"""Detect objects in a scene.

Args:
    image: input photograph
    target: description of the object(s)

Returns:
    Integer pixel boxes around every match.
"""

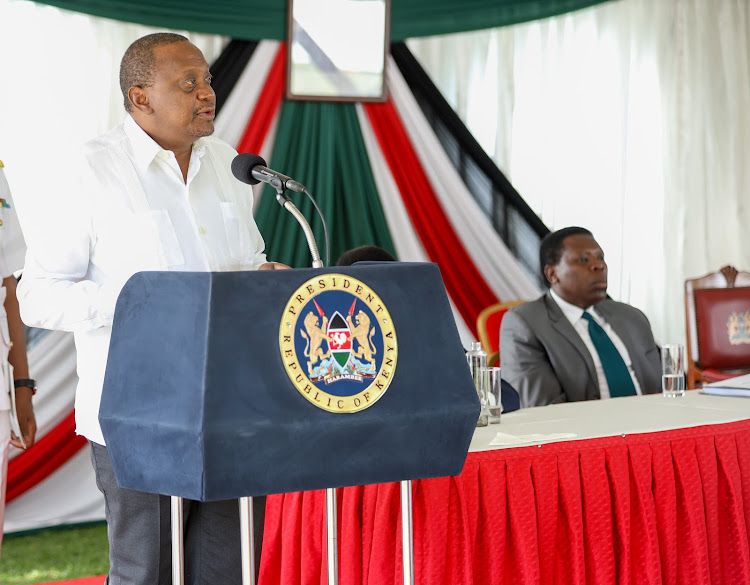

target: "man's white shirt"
[17,116,267,444]
[549,288,643,398]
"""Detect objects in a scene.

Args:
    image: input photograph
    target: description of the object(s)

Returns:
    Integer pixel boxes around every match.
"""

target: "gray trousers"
[90,442,264,585]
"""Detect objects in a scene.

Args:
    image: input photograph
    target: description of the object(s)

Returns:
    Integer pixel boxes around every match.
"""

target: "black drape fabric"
[391,42,549,285]
[206,38,547,279]
[210,39,258,117]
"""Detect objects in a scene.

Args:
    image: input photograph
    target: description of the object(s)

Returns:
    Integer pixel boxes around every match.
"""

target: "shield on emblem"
[328,311,351,368]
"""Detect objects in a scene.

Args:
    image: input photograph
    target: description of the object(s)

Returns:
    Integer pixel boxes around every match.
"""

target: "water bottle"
[466,341,489,426]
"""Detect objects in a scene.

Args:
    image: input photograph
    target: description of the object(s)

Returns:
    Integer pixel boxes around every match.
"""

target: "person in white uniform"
[0,161,37,557]
[17,33,286,583]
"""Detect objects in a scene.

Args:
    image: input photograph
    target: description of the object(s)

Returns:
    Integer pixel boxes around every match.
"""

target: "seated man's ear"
[544,265,557,286]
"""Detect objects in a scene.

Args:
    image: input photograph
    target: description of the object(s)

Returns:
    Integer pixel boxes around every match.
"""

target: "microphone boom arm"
[275,190,323,269]
[230,153,326,268]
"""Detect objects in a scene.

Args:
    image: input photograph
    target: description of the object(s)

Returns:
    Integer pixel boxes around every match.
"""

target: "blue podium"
[100,263,479,584]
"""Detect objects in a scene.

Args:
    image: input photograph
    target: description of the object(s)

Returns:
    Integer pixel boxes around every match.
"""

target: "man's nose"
[591,259,606,271]
[198,83,215,101]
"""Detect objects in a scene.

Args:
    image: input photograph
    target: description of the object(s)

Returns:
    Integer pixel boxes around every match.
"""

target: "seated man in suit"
[500,226,661,407]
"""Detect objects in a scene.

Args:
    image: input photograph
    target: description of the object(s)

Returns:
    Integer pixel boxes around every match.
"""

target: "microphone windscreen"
[231,153,267,185]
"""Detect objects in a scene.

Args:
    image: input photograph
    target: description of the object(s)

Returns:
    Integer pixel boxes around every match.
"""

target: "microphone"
[231,153,306,194]
[231,152,325,268]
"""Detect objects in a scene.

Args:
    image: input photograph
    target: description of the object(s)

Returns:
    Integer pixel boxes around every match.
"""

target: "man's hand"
[10,387,36,449]
[259,262,291,270]
[4,273,36,449]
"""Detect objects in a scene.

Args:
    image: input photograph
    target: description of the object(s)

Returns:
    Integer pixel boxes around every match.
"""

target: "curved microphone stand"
[274,189,324,269]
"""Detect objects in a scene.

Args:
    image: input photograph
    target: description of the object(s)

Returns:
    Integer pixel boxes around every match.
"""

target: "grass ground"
[0,523,108,585]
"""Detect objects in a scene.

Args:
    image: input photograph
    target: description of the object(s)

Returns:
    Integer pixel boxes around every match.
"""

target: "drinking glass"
[483,366,502,423]
[662,344,686,397]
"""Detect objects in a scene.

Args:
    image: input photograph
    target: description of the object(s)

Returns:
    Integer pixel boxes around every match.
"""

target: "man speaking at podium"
[18,33,286,584]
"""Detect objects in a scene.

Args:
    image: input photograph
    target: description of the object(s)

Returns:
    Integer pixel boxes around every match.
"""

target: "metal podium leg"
[401,480,414,585]
[171,496,184,585]
[326,487,339,585]
[239,496,256,585]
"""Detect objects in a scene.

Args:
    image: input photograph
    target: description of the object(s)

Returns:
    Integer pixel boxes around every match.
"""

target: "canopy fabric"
[253,100,396,269]
[406,0,750,347]
[213,40,540,340]
[32,0,612,41]
[4,37,539,534]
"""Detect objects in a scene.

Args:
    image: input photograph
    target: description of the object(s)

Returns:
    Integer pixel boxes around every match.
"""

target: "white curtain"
[0,0,227,247]
[407,0,750,347]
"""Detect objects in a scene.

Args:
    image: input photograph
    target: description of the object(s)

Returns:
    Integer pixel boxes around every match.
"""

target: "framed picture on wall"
[286,0,390,102]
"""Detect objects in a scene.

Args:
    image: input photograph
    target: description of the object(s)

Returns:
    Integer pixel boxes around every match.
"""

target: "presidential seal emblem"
[279,274,397,413]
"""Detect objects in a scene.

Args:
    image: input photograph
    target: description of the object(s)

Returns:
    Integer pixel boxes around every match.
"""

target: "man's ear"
[128,87,153,114]
[544,264,557,286]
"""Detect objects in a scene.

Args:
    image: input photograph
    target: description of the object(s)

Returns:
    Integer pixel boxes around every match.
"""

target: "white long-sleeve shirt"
[18,116,267,444]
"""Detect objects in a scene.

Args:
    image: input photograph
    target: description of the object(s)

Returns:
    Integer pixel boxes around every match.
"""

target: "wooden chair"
[685,265,750,388]
[476,300,526,367]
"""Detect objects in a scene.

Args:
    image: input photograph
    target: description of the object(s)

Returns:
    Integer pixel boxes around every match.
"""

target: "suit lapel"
[544,293,599,391]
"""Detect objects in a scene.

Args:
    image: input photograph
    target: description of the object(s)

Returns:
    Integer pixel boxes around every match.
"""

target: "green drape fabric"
[391,0,612,39]
[32,0,612,40]
[254,101,395,268]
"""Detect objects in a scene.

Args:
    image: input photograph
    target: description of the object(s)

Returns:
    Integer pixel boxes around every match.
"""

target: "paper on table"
[701,373,750,397]
[489,431,577,446]
[5,361,25,449]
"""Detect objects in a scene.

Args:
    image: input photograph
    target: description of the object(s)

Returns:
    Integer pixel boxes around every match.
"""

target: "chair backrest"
[476,300,527,358]
[685,265,750,368]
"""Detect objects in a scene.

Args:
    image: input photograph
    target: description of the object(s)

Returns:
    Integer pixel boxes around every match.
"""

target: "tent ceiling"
[33,0,611,41]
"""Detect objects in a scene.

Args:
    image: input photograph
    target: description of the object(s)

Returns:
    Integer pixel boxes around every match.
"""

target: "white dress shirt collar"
[550,288,590,325]
[548,288,642,398]
[123,115,207,174]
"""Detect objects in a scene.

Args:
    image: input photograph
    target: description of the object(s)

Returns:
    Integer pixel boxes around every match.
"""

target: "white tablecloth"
[470,389,750,452]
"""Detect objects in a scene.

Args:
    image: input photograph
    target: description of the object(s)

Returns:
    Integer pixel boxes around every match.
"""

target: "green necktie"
[581,312,637,397]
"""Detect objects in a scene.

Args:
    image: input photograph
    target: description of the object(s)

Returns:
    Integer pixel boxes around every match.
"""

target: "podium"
[99,263,479,584]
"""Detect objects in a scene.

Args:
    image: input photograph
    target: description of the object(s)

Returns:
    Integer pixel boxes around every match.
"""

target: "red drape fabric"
[225,44,501,336]
[236,43,286,156]
[6,410,87,502]
[363,101,498,337]
[260,420,750,585]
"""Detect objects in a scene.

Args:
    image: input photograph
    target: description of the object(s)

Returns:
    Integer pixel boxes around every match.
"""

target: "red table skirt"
[259,419,750,585]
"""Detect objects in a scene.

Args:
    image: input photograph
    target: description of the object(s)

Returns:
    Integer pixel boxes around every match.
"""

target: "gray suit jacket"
[500,292,661,407]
